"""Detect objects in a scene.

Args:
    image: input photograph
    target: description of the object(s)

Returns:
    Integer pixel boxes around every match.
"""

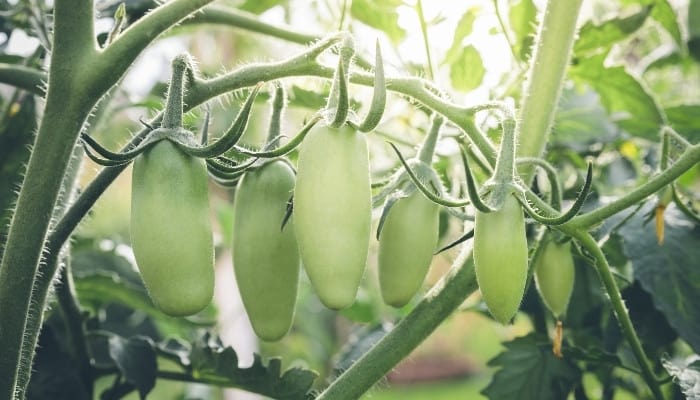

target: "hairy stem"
[317,246,478,400]
[568,144,700,229]
[572,231,664,400]
[516,0,583,177]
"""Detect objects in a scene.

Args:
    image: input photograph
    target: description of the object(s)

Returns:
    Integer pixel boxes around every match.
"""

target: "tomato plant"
[0,1,699,400]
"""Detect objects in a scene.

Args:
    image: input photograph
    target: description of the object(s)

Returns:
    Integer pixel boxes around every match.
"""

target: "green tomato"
[473,195,528,324]
[378,191,439,307]
[534,238,575,318]
[293,125,371,310]
[233,160,300,341]
[131,138,214,317]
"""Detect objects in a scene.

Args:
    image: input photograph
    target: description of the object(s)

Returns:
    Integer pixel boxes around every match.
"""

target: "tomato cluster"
[122,56,581,343]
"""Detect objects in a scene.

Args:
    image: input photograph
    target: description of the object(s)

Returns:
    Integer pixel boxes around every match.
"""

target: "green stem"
[317,246,478,400]
[0,1,96,396]
[0,64,46,95]
[492,113,516,184]
[516,0,583,178]
[417,114,443,164]
[572,231,664,400]
[162,55,190,129]
[568,144,700,229]
[415,0,435,81]
[56,253,93,396]
[96,0,215,97]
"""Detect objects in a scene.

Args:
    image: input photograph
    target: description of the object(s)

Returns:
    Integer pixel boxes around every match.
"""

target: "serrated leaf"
[663,356,700,399]
[617,200,700,353]
[508,0,537,60]
[664,104,700,144]
[574,6,651,56]
[570,54,664,139]
[189,332,317,399]
[108,335,158,398]
[449,45,485,92]
[350,0,405,44]
[481,333,580,400]
[444,7,479,64]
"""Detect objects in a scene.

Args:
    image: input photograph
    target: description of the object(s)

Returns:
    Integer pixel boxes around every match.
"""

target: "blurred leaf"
[570,53,664,139]
[448,45,485,92]
[0,93,37,255]
[238,0,285,14]
[350,0,405,44]
[553,86,618,144]
[27,325,89,400]
[621,282,678,356]
[482,333,580,400]
[574,6,650,56]
[189,332,317,399]
[287,85,360,111]
[444,7,479,65]
[339,287,378,323]
[618,200,700,353]
[332,324,390,376]
[508,0,537,60]
[664,104,700,143]
[108,335,158,398]
[620,0,683,48]
[663,356,700,399]
[648,0,682,48]
[690,0,700,38]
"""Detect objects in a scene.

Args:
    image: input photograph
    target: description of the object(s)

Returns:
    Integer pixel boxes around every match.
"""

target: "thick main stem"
[316,246,478,400]
[516,0,583,178]
[0,0,95,385]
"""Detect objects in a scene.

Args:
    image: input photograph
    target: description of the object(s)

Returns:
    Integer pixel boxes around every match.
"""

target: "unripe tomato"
[131,138,214,317]
[534,238,575,318]
[233,160,300,341]
[293,125,371,310]
[473,195,528,324]
[378,191,439,307]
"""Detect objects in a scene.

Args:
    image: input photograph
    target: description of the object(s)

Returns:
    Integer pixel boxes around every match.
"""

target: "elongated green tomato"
[473,195,528,324]
[378,191,439,307]
[233,160,300,341]
[131,139,215,317]
[294,125,371,309]
[534,239,575,318]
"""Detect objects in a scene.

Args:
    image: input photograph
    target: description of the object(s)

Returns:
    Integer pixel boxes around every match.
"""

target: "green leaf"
[648,0,682,48]
[189,332,317,399]
[108,335,158,398]
[570,54,664,139]
[622,282,678,356]
[690,0,700,38]
[574,6,651,56]
[664,104,700,144]
[618,200,700,353]
[662,356,700,399]
[508,0,537,60]
[481,333,580,400]
[444,7,479,65]
[350,0,405,44]
[27,324,90,400]
[448,45,485,92]
[238,0,286,14]
[553,86,618,144]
